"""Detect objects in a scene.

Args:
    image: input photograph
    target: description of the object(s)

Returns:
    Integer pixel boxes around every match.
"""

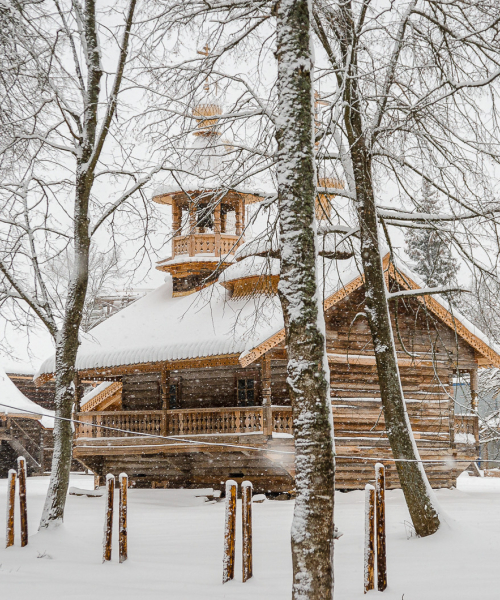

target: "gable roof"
[34,254,500,383]
[240,254,500,368]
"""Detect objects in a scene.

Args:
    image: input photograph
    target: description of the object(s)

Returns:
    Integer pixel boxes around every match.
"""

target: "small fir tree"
[405,180,459,288]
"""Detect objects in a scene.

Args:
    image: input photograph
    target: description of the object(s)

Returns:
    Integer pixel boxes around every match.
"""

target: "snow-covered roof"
[35,276,285,377]
[35,253,500,379]
[0,366,54,428]
[219,256,280,283]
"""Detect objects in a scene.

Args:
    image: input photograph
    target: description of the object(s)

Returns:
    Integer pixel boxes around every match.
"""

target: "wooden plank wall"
[122,373,161,411]
[324,288,476,488]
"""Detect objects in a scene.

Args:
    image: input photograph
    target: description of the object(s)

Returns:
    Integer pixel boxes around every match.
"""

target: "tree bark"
[275,1,336,598]
[336,5,440,538]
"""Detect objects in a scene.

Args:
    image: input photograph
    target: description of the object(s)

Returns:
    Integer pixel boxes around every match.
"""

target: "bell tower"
[153,60,264,296]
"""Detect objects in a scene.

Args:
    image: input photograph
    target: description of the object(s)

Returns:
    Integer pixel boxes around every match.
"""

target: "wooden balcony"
[453,414,479,446]
[75,406,293,439]
[172,233,240,259]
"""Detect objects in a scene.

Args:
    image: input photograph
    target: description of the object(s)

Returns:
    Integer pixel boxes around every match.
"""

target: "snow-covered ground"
[0,473,498,599]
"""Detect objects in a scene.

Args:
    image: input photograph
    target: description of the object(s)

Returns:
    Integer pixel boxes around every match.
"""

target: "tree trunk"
[39,182,91,528]
[275,1,336,598]
[39,0,98,528]
[340,23,440,535]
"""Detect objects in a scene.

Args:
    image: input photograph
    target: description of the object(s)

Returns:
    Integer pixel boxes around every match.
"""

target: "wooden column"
[103,474,115,562]
[214,202,221,257]
[6,469,16,548]
[119,473,128,563]
[470,368,479,446]
[261,353,273,436]
[17,457,28,547]
[223,480,237,583]
[449,372,456,448]
[74,372,82,414]
[375,464,387,591]
[470,368,478,412]
[160,365,170,436]
[364,484,375,593]
[189,203,196,256]
[172,201,182,234]
[235,199,243,236]
[242,480,253,582]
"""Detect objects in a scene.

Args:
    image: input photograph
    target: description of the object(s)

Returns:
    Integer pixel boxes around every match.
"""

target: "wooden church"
[35,95,499,493]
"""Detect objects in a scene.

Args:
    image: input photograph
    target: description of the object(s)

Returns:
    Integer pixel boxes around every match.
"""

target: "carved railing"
[169,407,262,435]
[76,406,293,439]
[76,411,163,438]
[172,233,240,258]
[454,414,479,446]
[272,407,293,435]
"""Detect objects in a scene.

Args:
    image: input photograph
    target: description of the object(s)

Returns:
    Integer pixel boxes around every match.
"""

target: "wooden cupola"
[152,82,264,297]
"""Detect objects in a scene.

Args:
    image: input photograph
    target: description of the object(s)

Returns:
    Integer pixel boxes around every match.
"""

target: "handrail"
[75,406,293,439]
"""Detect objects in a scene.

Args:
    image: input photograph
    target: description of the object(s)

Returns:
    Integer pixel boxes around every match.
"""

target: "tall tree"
[0,0,164,527]
[275,1,335,598]
[312,0,500,536]
[405,180,459,288]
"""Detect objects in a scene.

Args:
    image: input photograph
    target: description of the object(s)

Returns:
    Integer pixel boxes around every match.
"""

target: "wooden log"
[223,479,237,583]
[242,480,253,582]
[103,474,115,562]
[375,463,387,591]
[119,473,128,563]
[364,484,375,593]
[6,469,16,548]
[17,457,28,547]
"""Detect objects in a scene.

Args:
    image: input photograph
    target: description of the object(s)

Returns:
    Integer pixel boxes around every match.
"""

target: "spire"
[193,45,223,138]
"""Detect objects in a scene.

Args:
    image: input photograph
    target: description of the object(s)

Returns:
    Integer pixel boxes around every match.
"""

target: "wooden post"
[189,203,196,255]
[235,199,243,236]
[223,480,237,583]
[103,474,115,562]
[17,457,28,547]
[375,463,387,591]
[469,368,480,447]
[261,353,273,436]
[242,480,253,582]
[160,366,170,436]
[470,368,478,412]
[119,473,128,563]
[214,202,221,255]
[364,484,375,593]
[74,372,82,413]
[6,469,16,548]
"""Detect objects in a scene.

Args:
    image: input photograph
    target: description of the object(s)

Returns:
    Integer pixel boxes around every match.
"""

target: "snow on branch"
[378,208,484,222]
[387,286,469,300]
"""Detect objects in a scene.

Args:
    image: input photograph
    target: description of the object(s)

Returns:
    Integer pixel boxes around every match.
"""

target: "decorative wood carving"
[81,382,123,412]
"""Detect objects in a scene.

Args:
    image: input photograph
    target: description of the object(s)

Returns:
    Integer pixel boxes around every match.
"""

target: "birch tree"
[275,2,335,598]
[0,0,165,527]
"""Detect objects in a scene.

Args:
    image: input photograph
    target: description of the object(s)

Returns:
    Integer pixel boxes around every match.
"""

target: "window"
[237,378,255,407]
[169,383,179,409]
